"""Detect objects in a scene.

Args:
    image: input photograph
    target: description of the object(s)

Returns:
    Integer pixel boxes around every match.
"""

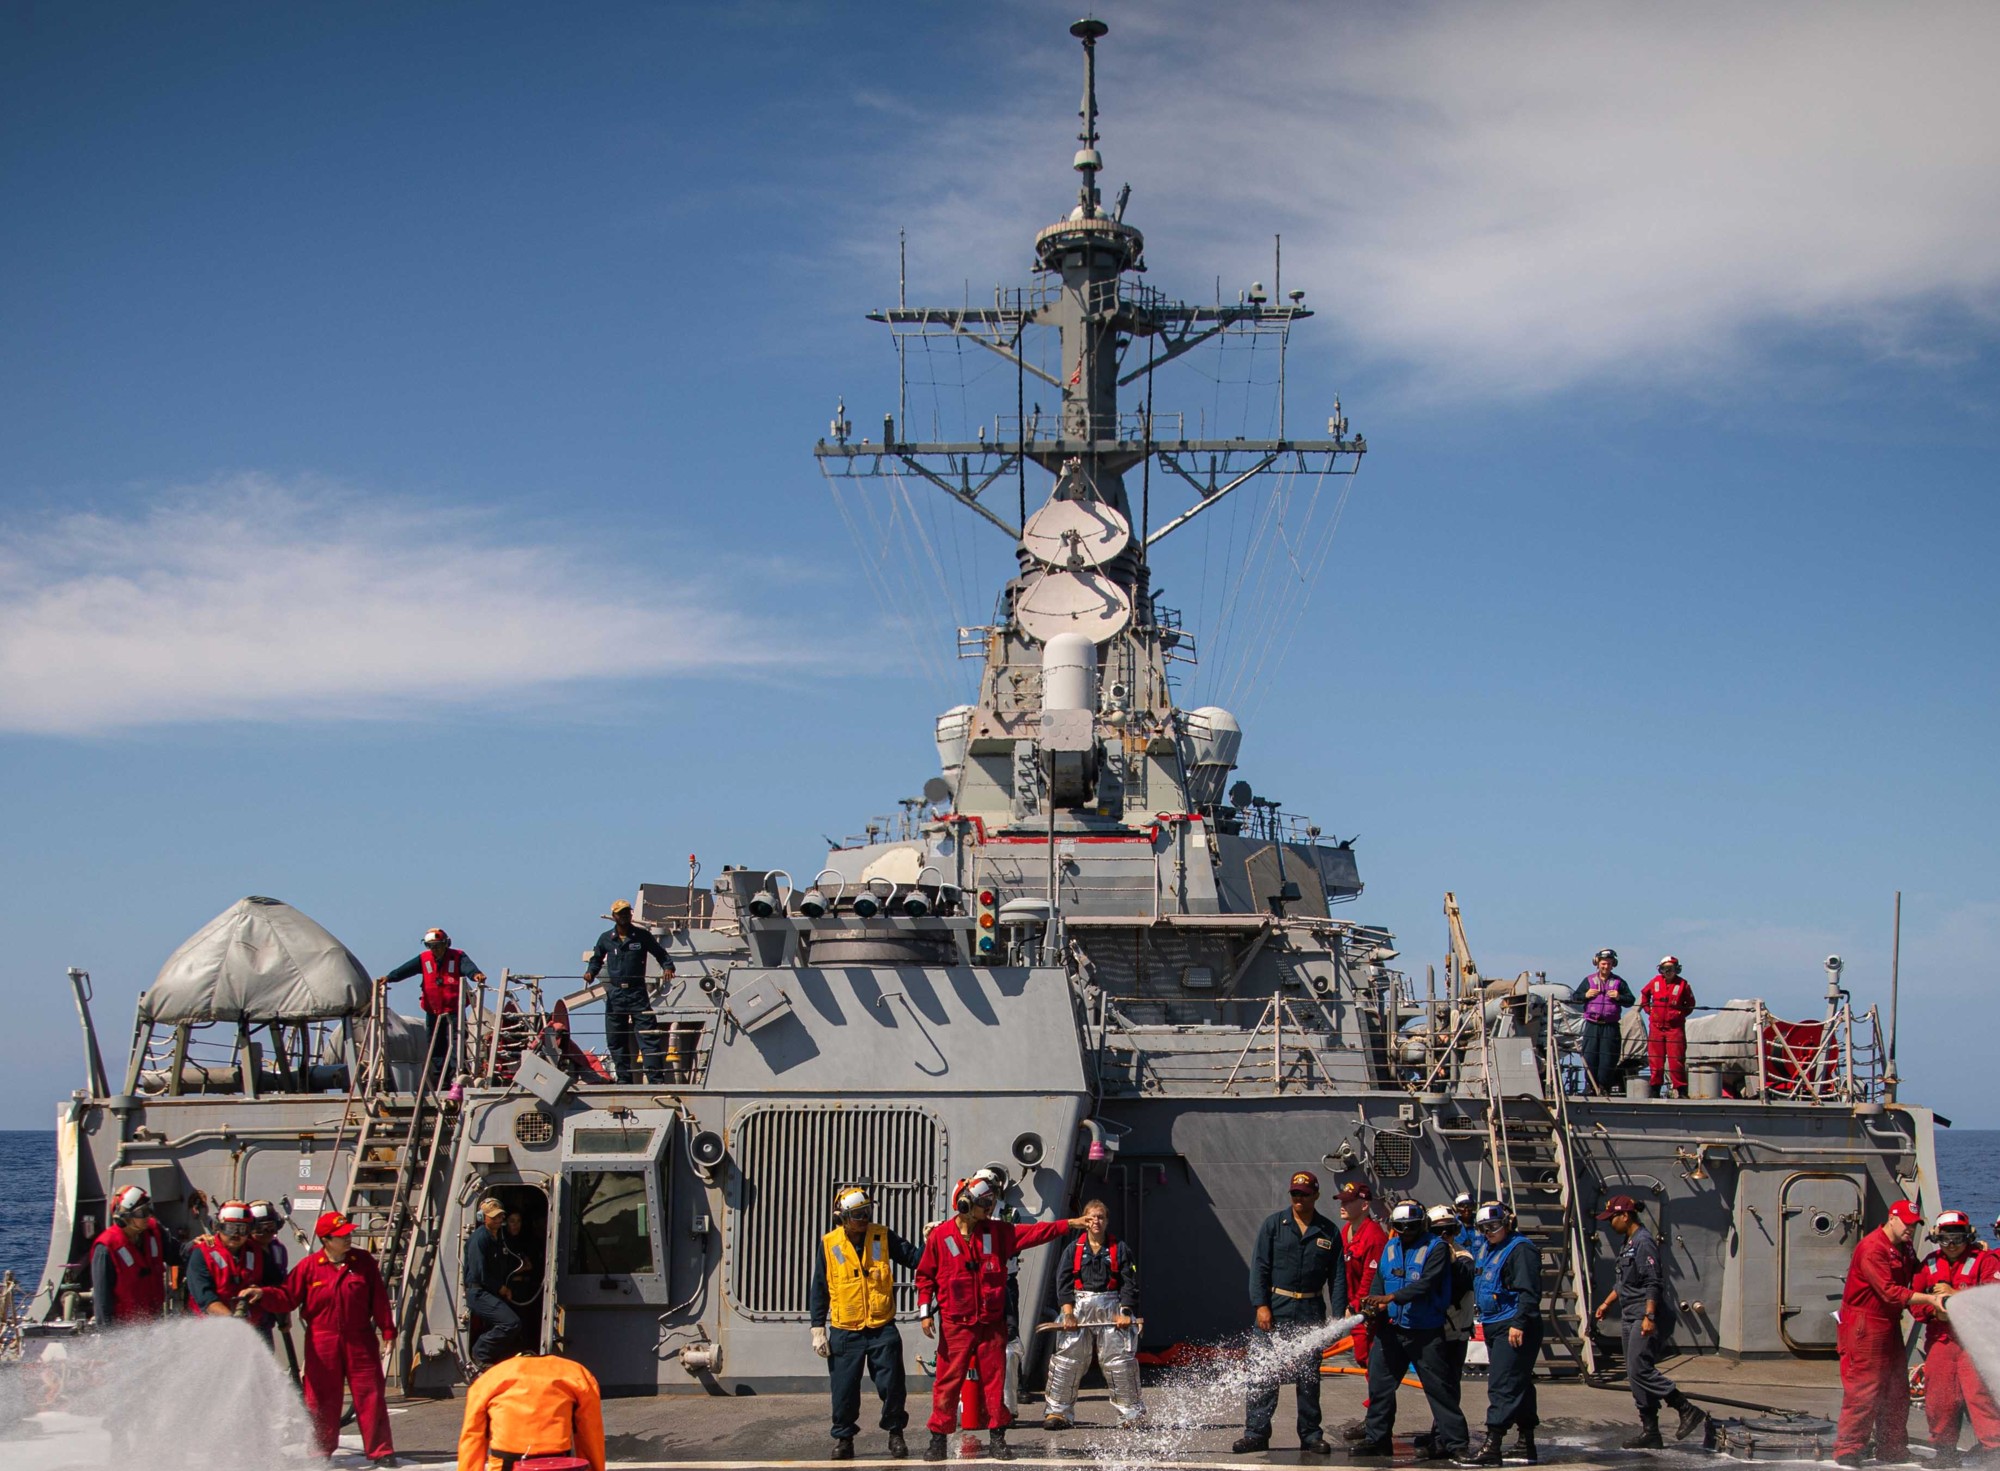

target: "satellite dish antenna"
[1020,499,1131,569]
[922,776,952,806]
[1014,569,1132,644]
[1228,780,1254,809]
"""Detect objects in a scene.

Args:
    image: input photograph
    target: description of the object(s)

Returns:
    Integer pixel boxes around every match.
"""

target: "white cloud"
[876,1,2000,395]
[0,477,776,734]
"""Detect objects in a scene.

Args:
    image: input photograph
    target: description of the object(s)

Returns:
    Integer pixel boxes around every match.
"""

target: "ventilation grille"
[514,1110,555,1146]
[1372,1131,1415,1179]
[729,1104,948,1320]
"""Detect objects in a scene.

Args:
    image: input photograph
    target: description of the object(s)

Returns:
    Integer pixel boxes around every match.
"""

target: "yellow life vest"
[822,1224,896,1330]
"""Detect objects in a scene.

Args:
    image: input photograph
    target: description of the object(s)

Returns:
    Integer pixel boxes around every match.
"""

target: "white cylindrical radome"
[1041,632,1098,712]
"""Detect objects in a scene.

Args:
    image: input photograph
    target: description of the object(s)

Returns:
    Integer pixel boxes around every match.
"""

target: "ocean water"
[3,1128,1997,1295]
[0,1129,56,1294]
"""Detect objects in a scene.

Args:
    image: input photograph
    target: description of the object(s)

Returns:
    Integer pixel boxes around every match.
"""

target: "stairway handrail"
[1543,1002,1598,1377]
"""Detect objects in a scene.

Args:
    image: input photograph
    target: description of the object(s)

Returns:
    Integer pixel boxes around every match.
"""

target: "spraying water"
[0,1316,317,1471]
[1943,1283,2000,1410]
[1058,1313,1366,1470]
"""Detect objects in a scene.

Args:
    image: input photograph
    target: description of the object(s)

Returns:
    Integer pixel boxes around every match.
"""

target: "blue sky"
[3,2,1997,1128]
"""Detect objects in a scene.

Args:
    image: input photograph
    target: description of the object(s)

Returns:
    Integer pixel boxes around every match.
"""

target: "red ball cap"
[1889,1200,1922,1227]
[315,1210,357,1239]
[1595,1194,1641,1219]
[1289,1171,1319,1193]
[1339,1181,1372,1201]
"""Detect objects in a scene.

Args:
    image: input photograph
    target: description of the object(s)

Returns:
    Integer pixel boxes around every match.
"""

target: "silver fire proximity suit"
[1043,1292,1145,1424]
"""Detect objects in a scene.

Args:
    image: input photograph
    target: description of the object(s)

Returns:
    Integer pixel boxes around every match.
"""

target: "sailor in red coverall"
[248,1210,399,1466]
[1639,957,1697,1094]
[1833,1200,1947,1467]
[1338,1183,1389,1398]
[1912,1210,2000,1463]
[916,1177,1085,1462]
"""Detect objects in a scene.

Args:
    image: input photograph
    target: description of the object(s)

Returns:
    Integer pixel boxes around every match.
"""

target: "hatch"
[1778,1173,1862,1350]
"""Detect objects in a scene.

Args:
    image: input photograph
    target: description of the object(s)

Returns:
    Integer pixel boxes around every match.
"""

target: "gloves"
[812,1326,830,1358]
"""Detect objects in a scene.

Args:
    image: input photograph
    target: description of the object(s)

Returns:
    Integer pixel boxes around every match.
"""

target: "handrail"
[1477,995,1515,1210]
[1542,1003,1597,1377]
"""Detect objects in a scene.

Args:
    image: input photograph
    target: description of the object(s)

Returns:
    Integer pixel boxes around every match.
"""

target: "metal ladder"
[1477,1001,1597,1378]
[326,998,464,1389]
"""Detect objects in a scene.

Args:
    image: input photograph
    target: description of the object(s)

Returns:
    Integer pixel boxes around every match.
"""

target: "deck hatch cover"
[728,1103,948,1319]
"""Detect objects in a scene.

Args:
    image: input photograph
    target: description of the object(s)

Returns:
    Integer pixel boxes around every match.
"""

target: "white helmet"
[1389,1200,1424,1228]
[1426,1204,1457,1228]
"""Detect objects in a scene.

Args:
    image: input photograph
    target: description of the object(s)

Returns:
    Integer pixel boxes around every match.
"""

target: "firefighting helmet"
[1935,1210,1973,1238]
[835,1187,873,1221]
[111,1185,151,1218]
[1475,1201,1512,1228]
[1389,1199,1425,1229]
[1426,1204,1457,1230]
[954,1176,997,1213]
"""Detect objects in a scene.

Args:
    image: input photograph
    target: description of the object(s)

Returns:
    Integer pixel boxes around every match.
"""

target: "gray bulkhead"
[426,959,1088,1393]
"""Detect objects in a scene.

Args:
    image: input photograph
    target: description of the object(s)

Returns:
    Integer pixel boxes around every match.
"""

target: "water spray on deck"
[0,1316,317,1471]
[1056,1313,1366,1469]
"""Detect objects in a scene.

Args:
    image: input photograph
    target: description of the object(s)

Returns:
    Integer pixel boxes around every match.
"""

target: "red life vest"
[194,1235,260,1313]
[419,948,468,1014]
[94,1221,167,1323]
[1642,977,1693,1029]
[1072,1235,1120,1281]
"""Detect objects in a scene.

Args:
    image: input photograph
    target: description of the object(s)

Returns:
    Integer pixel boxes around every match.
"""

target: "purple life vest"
[1581,974,1626,1023]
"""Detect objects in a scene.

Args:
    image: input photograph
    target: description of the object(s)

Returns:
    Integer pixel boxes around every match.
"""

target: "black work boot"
[1302,1437,1334,1456]
[1514,1429,1539,1465]
[1930,1449,1961,1470]
[887,1431,908,1459]
[1231,1433,1270,1454]
[1623,1418,1664,1450]
[831,1438,855,1462]
[924,1432,948,1462]
[1457,1431,1504,1467]
[1342,1421,1372,1444]
[989,1428,1015,1461]
[1043,1414,1073,1432]
[1351,1440,1396,1458]
[1670,1395,1708,1442]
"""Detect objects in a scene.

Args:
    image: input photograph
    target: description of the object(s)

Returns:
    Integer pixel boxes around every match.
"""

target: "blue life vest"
[1381,1235,1448,1330]
[1455,1225,1481,1256]
[1474,1234,1529,1325]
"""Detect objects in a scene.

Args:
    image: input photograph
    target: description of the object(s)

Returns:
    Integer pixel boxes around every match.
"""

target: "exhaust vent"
[728,1104,948,1320]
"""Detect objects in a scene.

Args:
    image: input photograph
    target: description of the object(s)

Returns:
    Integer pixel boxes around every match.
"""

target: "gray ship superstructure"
[23,19,1934,1400]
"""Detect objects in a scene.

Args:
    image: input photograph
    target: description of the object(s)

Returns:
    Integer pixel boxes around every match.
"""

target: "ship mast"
[815,17,1366,833]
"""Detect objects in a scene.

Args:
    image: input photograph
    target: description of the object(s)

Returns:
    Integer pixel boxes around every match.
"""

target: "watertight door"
[1779,1173,1862,1350]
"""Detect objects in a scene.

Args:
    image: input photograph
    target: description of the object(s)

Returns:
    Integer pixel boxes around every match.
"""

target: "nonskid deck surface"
[154,1354,1838,1469]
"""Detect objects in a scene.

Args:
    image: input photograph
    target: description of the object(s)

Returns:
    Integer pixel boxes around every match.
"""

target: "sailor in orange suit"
[458,1350,606,1471]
